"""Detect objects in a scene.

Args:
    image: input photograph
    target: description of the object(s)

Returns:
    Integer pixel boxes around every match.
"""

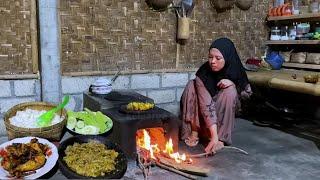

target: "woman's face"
[208,48,225,72]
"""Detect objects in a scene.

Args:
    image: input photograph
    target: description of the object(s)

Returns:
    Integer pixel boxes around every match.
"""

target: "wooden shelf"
[282,62,320,70]
[265,40,320,45]
[267,13,320,21]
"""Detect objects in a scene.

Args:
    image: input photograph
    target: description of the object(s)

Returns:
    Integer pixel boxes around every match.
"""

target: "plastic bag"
[266,51,284,70]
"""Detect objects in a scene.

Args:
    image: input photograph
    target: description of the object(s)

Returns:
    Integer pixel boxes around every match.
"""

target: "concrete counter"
[247,69,320,96]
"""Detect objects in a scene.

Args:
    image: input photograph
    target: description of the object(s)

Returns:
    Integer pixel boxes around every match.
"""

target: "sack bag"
[279,51,292,62]
[306,53,320,64]
[290,52,306,63]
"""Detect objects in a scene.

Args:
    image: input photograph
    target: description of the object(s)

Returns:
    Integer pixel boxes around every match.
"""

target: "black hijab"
[196,38,249,97]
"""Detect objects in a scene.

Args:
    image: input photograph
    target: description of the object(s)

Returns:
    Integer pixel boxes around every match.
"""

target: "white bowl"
[92,78,111,87]
[91,86,112,91]
[92,88,112,95]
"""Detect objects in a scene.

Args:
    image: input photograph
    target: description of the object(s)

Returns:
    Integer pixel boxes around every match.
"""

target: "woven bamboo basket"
[4,102,67,141]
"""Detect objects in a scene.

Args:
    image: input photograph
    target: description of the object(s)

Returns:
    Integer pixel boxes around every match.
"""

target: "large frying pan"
[58,135,127,179]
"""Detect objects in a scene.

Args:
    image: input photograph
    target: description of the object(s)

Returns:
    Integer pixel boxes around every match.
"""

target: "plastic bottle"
[281,26,289,40]
[289,23,297,40]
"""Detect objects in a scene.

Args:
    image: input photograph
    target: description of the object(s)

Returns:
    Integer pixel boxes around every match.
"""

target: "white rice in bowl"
[9,108,64,128]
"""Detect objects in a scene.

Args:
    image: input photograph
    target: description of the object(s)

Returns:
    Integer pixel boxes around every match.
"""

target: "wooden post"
[30,0,39,74]
[176,43,180,69]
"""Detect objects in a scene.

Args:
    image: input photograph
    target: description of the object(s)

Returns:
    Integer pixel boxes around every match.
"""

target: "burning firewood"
[157,156,210,177]
[154,161,198,180]
[137,151,152,179]
[136,129,209,179]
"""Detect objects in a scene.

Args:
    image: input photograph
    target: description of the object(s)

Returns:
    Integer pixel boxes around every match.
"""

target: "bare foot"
[184,131,199,147]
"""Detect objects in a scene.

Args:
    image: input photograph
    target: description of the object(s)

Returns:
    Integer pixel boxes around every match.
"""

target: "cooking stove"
[83,91,179,159]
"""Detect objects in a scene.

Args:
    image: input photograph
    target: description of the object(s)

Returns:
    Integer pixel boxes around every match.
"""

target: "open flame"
[137,129,191,163]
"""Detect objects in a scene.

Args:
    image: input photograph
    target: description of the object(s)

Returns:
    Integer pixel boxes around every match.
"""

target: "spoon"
[37,95,70,127]
[108,70,121,86]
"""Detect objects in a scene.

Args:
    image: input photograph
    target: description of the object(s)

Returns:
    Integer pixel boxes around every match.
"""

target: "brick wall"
[0,72,195,136]
[0,79,41,135]
[61,72,196,115]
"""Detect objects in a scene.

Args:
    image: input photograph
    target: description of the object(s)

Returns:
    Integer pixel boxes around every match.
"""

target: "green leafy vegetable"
[66,109,113,134]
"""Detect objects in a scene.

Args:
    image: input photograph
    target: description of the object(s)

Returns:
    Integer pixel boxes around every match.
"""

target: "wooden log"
[155,161,198,180]
[188,146,249,158]
[158,156,210,177]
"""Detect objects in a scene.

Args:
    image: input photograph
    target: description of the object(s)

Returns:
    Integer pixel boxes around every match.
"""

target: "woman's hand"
[205,136,218,153]
[217,79,234,89]
[205,124,224,153]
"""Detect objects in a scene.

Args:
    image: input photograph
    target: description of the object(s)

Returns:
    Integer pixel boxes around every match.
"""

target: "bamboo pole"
[30,0,39,74]
[63,68,198,77]
[176,43,180,68]
[0,73,39,80]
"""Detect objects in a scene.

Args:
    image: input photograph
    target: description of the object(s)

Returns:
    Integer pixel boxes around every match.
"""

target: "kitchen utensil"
[58,135,127,179]
[109,69,121,86]
[37,95,70,127]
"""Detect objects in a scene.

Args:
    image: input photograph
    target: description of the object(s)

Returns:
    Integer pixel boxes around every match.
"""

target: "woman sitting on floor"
[180,37,252,153]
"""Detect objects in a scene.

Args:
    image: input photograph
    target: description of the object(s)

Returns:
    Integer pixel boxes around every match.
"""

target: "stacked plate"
[91,78,112,95]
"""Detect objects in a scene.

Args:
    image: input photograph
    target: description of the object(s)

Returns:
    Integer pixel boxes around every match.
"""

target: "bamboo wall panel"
[0,0,37,75]
[60,0,269,74]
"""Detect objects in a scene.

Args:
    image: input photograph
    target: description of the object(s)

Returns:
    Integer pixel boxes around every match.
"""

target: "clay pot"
[146,0,172,10]
[235,0,253,10]
[213,0,236,10]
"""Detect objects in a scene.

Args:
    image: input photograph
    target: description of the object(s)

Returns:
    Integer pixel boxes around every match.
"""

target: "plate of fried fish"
[0,137,58,179]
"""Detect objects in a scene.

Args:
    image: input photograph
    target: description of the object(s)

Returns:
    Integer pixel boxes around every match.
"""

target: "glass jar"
[292,0,300,15]
[281,26,289,40]
[289,24,297,40]
[270,26,281,40]
[310,0,319,13]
